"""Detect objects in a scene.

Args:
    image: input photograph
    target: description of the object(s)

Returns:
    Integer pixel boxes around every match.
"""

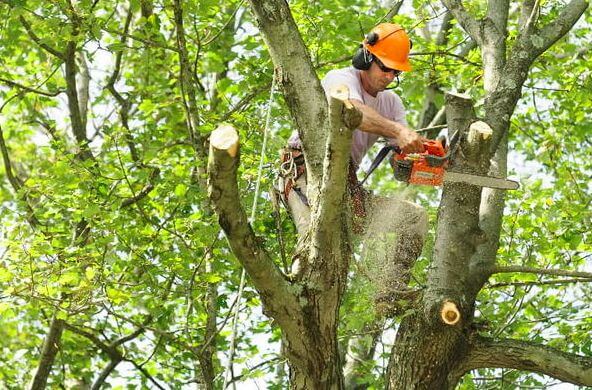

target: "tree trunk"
[388,314,466,390]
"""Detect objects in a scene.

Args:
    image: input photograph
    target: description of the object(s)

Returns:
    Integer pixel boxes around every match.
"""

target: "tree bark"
[30,316,64,390]
[452,336,592,386]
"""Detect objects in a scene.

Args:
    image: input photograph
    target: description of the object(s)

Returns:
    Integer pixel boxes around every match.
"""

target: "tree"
[209,0,591,388]
[0,0,590,388]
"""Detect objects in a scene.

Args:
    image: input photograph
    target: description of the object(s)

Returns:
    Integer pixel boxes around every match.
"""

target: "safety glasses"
[374,57,402,77]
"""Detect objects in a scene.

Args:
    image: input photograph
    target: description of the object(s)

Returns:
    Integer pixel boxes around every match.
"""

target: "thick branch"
[486,0,509,34]
[247,0,327,184]
[30,317,64,390]
[532,0,588,58]
[207,124,297,325]
[314,86,360,230]
[440,0,483,46]
[424,93,479,326]
[456,336,592,386]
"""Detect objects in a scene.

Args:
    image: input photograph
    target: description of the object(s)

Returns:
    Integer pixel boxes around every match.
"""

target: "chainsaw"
[360,136,519,190]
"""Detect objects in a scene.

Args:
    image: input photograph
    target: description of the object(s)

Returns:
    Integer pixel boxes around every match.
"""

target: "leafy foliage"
[0,0,590,388]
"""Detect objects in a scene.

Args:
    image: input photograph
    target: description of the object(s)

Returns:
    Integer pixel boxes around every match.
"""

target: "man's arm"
[349,99,425,153]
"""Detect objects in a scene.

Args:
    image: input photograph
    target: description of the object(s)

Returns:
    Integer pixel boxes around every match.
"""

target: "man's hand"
[396,127,425,154]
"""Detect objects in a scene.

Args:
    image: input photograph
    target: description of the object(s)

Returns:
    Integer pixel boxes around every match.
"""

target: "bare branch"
[491,265,592,279]
[456,336,592,386]
[486,0,510,34]
[248,0,327,184]
[314,86,360,229]
[487,278,592,288]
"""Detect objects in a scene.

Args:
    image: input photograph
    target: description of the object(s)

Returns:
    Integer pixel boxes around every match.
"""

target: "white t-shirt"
[288,67,407,167]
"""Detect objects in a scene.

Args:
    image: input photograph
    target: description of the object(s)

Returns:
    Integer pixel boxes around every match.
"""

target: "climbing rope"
[222,73,277,389]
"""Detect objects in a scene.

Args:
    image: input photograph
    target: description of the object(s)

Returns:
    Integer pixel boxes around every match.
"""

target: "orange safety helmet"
[363,23,412,72]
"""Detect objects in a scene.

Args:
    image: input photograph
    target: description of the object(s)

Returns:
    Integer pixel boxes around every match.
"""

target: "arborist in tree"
[277,23,429,314]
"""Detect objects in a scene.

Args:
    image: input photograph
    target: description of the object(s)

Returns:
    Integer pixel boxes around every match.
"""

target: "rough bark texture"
[453,336,592,386]
[387,94,491,390]
[247,0,329,204]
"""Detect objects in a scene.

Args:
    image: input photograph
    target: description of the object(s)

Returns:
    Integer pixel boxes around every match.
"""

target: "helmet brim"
[372,51,412,72]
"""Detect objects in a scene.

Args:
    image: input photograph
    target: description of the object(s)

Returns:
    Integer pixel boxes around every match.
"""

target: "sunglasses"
[374,57,402,77]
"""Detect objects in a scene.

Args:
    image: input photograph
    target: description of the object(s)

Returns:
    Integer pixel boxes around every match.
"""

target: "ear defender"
[366,31,379,46]
[352,45,373,70]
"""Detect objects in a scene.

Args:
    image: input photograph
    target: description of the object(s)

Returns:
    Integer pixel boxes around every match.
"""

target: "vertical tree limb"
[247,0,328,196]
[29,317,64,390]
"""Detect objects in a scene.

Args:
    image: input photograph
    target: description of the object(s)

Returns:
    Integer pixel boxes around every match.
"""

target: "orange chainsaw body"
[393,140,448,186]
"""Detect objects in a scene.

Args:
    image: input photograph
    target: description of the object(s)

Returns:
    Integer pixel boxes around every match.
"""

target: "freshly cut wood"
[441,300,461,325]
[211,124,239,157]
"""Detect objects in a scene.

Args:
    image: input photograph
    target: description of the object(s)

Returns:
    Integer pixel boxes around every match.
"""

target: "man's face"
[366,57,400,92]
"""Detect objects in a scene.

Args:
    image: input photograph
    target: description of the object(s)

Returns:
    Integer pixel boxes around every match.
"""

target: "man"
[279,23,427,311]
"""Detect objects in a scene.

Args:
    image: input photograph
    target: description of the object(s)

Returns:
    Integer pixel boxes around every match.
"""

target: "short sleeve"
[321,69,364,103]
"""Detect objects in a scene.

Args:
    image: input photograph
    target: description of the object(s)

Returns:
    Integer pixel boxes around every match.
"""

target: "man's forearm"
[349,99,424,153]
[349,99,408,139]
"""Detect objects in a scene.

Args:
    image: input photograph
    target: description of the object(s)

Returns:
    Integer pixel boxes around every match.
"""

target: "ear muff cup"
[366,32,379,46]
[352,45,373,70]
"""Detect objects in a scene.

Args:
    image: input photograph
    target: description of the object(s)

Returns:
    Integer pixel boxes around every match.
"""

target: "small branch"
[126,359,167,390]
[102,27,179,52]
[491,266,592,279]
[377,0,404,24]
[410,50,481,66]
[0,77,65,97]
[487,278,592,289]
[203,0,245,45]
[19,16,65,60]
[120,167,160,208]
[0,124,24,191]
[92,359,121,390]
